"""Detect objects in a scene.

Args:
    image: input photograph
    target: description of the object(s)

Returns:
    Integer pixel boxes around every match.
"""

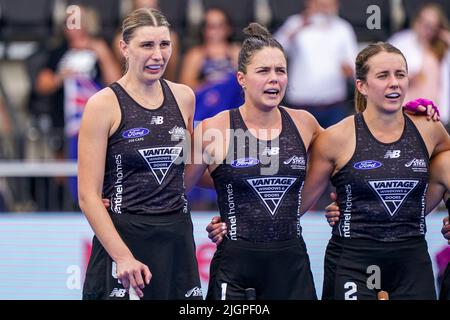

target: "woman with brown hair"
[308,42,450,300]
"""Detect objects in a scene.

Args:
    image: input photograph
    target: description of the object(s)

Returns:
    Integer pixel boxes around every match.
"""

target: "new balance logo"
[246,176,297,217]
[138,147,182,184]
[185,286,203,298]
[150,116,164,125]
[384,150,401,159]
[109,288,127,298]
[368,179,419,216]
[262,147,279,156]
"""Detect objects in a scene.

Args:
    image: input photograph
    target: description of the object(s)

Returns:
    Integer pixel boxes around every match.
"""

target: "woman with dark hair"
[187,22,321,300]
[180,7,243,126]
[179,7,240,91]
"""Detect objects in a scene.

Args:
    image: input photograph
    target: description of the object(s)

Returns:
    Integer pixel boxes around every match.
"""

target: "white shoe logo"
[109,288,127,298]
[185,286,202,298]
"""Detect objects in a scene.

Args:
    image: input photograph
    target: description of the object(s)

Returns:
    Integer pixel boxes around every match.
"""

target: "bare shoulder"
[201,109,231,132]
[165,80,195,98]
[281,108,322,147]
[165,80,195,110]
[282,108,318,128]
[406,113,450,155]
[85,87,118,114]
[310,115,355,164]
[317,115,354,145]
[406,113,446,133]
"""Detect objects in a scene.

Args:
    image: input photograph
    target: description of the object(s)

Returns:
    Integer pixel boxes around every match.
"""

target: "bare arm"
[78,91,150,297]
[185,120,209,193]
[426,151,450,214]
[299,129,337,215]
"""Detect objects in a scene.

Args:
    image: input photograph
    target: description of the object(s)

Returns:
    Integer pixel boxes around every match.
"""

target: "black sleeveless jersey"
[446,198,450,215]
[331,113,429,242]
[211,107,307,242]
[102,80,189,215]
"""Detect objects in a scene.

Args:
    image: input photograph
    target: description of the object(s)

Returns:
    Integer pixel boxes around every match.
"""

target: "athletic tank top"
[446,198,450,215]
[211,107,307,242]
[331,113,429,241]
[199,56,235,83]
[103,80,189,215]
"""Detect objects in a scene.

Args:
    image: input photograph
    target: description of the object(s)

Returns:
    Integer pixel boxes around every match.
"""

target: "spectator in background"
[274,0,358,128]
[35,5,121,202]
[179,7,243,124]
[113,0,181,81]
[179,7,243,211]
[389,3,450,126]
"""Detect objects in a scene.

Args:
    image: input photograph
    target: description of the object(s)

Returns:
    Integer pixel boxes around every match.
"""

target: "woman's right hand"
[102,198,110,208]
[206,216,227,245]
[115,256,152,298]
[324,192,340,227]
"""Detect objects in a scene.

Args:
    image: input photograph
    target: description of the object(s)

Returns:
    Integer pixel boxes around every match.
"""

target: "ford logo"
[122,127,150,139]
[353,160,382,170]
[231,158,260,168]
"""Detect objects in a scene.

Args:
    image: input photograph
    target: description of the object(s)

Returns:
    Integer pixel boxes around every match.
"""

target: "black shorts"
[206,237,317,300]
[82,211,202,300]
[440,262,450,300]
[323,235,436,300]
[322,235,344,300]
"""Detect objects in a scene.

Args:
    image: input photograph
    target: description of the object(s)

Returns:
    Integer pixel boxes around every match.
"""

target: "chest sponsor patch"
[246,176,297,217]
[122,127,150,139]
[405,158,427,173]
[367,179,419,217]
[284,156,306,170]
[231,158,260,168]
[138,147,182,185]
[353,160,382,170]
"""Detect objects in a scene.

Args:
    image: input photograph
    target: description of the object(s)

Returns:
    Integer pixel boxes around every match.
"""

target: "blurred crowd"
[0,0,450,212]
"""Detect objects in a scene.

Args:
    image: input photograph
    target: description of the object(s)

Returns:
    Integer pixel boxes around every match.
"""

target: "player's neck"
[362,108,405,142]
[119,74,160,98]
[240,103,281,130]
